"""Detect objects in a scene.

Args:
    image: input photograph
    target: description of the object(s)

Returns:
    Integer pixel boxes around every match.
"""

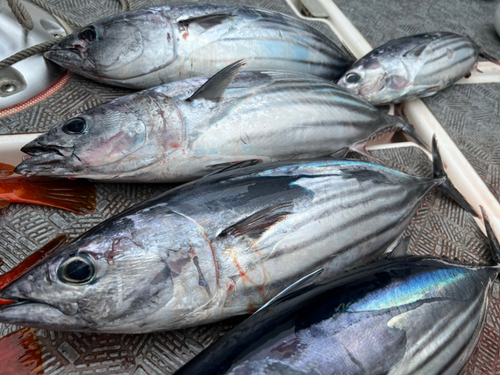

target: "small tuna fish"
[0,163,96,215]
[337,32,500,105]
[15,60,423,182]
[177,214,500,375]
[0,138,473,333]
[43,4,354,89]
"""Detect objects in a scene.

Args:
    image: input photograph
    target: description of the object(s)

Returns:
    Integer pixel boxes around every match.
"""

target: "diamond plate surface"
[0,0,499,374]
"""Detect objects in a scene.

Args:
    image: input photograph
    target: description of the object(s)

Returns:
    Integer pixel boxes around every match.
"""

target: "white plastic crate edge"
[285,0,500,236]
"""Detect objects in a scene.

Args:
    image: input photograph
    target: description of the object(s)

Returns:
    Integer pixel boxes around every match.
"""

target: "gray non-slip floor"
[0,0,499,374]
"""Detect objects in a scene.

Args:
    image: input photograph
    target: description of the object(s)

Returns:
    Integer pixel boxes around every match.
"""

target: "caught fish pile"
[0,1,498,374]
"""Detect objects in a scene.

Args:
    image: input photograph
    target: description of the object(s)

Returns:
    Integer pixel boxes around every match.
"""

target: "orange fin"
[0,234,69,295]
[0,328,43,375]
[0,163,15,178]
[1,177,97,215]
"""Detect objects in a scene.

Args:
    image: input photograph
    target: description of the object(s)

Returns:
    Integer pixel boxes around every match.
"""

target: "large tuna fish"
[43,4,354,89]
[0,139,473,333]
[337,32,500,105]
[15,60,423,182]
[177,214,500,375]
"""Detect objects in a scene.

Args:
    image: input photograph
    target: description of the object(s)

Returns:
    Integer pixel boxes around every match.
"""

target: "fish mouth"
[44,46,85,64]
[15,141,81,176]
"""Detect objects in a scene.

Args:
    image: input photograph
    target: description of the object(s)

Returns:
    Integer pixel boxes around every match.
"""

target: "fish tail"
[4,177,97,215]
[479,49,500,67]
[432,135,477,217]
[480,207,500,266]
[0,328,43,375]
[466,35,500,66]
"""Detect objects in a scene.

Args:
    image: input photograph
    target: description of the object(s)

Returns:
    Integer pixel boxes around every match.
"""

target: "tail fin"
[432,136,477,216]
[481,207,500,265]
[2,177,97,215]
[0,328,43,375]
[479,49,500,67]
[389,108,429,151]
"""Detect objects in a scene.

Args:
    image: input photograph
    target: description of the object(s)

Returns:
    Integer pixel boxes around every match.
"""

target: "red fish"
[0,163,97,215]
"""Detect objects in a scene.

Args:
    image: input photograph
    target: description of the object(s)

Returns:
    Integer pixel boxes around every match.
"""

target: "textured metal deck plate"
[0,0,499,374]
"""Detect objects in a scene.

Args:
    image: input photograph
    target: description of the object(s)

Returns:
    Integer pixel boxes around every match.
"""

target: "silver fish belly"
[43,4,354,89]
[0,159,451,333]
[337,32,484,105]
[15,69,411,182]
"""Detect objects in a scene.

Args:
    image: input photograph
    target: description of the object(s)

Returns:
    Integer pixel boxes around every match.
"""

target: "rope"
[29,0,84,28]
[7,0,34,30]
[1,0,133,70]
[0,39,61,70]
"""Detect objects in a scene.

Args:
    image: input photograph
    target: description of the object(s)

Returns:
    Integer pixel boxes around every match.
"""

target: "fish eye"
[62,117,88,135]
[79,26,97,42]
[346,73,361,84]
[345,73,361,84]
[58,254,95,284]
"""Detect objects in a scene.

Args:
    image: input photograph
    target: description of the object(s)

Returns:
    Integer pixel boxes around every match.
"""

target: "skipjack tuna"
[0,163,96,215]
[0,139,473,333]
[43,4,354,89]
[337,32,500,105]
[15,61,424,182]
[177,214,499,375]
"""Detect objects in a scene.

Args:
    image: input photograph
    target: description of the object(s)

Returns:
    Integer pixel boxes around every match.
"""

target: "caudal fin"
[0,328,43,375]
[3,177,97,215]
[432,136,477,216]
[479,49,500,67]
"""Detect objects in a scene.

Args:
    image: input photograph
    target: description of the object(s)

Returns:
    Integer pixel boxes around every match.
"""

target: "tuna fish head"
[337,56,411,105]
[0,208,218,332]
[15,92,183,179]
[44,9,176,84]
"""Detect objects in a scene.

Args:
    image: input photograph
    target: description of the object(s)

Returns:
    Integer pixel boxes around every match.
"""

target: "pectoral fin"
[219,203,293,239]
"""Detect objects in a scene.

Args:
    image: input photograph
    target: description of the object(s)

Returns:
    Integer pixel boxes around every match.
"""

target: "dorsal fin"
[255,269,324,314]
[219,203,293,239]
[403,42,427,58]
[186,59,247,102]
[480,206,500,265]
[203,159,260,178]
[0,234,69,304]
[387,236,410,258]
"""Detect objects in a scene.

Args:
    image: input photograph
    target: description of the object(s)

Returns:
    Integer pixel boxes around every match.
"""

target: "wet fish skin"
[15,70,411,182]
[0,158,455,333]
[176,254,498,375]
[44,4,354,89]
[337,32,485,105]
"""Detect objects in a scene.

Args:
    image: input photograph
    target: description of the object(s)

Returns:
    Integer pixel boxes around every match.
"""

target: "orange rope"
[0,70,73,118]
